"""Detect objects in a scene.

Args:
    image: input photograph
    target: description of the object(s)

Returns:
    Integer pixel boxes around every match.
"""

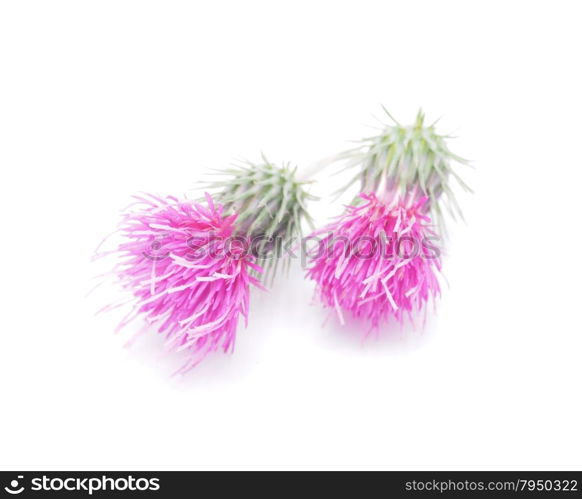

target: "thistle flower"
[100,156,316,371]
[205,155,316,282]
[337,108,471,234]
[306,191,441,329]
[106,193,263,372]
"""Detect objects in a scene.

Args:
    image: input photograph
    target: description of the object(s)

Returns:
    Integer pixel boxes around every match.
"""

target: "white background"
[1,1,581,471]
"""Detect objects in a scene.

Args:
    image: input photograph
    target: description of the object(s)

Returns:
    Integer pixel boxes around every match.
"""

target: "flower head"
[111,193,262,372]
[307,191,441,329]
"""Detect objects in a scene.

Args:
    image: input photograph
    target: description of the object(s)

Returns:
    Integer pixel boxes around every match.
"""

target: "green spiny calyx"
[339,108,471,233]
[207,156,315,281]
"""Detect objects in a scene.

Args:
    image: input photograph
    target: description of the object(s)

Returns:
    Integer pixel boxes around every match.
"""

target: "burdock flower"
[307,190,441,329]
[98,157,314,371]
[337,108,471,235]
[107,193,262,372]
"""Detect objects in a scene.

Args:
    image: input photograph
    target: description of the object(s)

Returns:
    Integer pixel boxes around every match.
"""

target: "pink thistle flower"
[306,191,441,330]
[110,192,263,372]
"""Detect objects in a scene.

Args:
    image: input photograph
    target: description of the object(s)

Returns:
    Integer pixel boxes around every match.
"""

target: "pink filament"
[307,192,441,329]
[114,193,262,372]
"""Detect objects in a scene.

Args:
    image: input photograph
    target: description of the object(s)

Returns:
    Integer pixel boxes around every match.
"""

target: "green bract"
[338,108,471,234]
[206,156,315,282]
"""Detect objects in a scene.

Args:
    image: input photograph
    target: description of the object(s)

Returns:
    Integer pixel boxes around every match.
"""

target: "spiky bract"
[338,109,470,234]
[206,156,315,281]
